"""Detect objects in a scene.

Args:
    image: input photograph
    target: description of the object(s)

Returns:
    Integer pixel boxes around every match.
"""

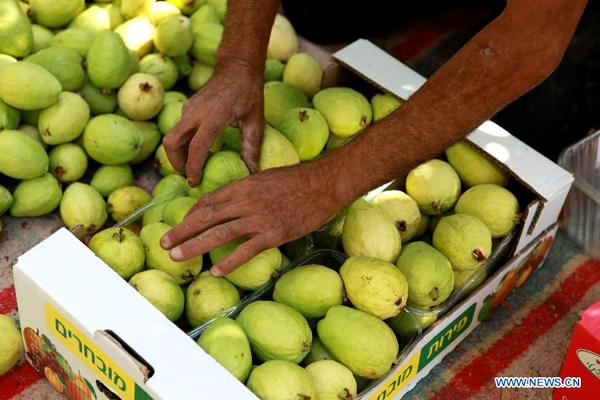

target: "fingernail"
[170,247,183,260]
[210,266,223,278]
[160,235,171,249]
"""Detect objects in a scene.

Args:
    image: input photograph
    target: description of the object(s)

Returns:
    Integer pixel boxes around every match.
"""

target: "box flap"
[580,300,600,338]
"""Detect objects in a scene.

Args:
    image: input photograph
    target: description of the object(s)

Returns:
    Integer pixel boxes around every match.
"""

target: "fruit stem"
[473,249,487,262]
[139,82,153,92]
[429,287,439,301]
[396,220,407,233]
[112,228,125,243]
[340,389,354,400]
[298,110,308,121]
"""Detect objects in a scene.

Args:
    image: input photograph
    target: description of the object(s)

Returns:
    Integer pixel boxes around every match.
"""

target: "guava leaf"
[85,378,97,399]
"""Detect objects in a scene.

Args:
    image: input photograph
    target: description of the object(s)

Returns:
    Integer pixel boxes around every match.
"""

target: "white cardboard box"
[14,40,574,400]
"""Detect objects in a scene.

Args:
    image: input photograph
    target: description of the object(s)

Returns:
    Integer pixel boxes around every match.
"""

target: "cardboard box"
[553,300,600,399]
[14,40,574,399]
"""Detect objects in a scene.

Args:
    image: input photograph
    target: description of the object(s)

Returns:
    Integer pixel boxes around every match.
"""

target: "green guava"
[31,24,54,53]
[386,310,420,344]
[50,28,96,58]
[340,256,408,319]
[68,4,111,33]
[190,3,219,27]
[118,73,165,121]
[60,183,107,234]
[188,62,214,92]
[306,360,357,400]
[206,0,226,22]
[174,53,194,77]
[317,305,398,378]
[0,185,12,217]
[83,114,144,165]
[273,264,344,319]
[277,107,329,161]
[455,184,519,238]
[10,173,62,217]
[236,300,312,363]
[89,227,145,280]
[341,198,402,263]
[190,22,223,66]
[371,93,403,122]
[210,237,282,290]
[396,242,454,308]
[164,91,188,105]
[154,144,183,176]
[139,53,178,91]
[0,315,23,376]
[97,2,125,29]
[107,186,152,222]
[149,1,181,25]
[167,0,198,14]
[313,87,372,139]
[0,62,61,110]
[30,0,83,28]
[445,141,510,187]
[259,125,300,171]
[191,151,249,197]
[120,0,152,19]
[129,269,185,322]
[0,54,17,71]
[128,49,140,76]
[0,129,48,180]
[38,92,90,145]
[114,15,156,57]
[429,210,455,234]
[162,196,196,226]
[130,121,162,164]
[412,310,438,330]
[78,77,118,116]
[186,272,240,327]
[264,58,285,82]
[371,190,421,243]
[283,53,323,99]
[301,337,333,367]
[17,125,46,150]
[248,360,315,400]
[142,204,166,226]
[87,29,131,89]
[0,99,20,132]
[91,165,134,197]
[48,143,88,183]
[452,268,486,292]
[326,134,351,151]
[158,100,183,135]
[406,159,461,215]
[152,174,188,198]
[266,14,298,61]
[433,214,492,270]
[222,126,242,152]
[415,212,430,238]
[0,0,32,58]
[139,222,202,284]
[154,15,193,57]
[263,81,308,127]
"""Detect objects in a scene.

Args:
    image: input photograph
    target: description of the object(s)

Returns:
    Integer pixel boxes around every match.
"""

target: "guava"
[396,242,454,308]
[306,360,357,400]
[129,269,185,322]
[128,48,140,76]
[17,125,45,151]
[313,87,372,139]
[371,93,403,122]
[277,108,329,161]
[406,159,461,215]
[446,141,510,187]
[326,134,351,151]
[18,1,33,22]
[0,185,12,217]
[0,0,32,57]
[386,310,420,344]
[31,24,54,53]
[87,30,131,89]
[236,301,312,363]
[188,63,214,91]
[118,73,165,121]
[317,305,398,378]
[259,125,300,171]
[158,101,183,135]
[154,144,183,176]
[139,54,179,91]
[154,15,193,57]
[264,58,285,82]
[222,126,242,152]
[128,122,160,165]
[433,214,492,270]
[283,53,323,99]
[10,173,62,217]
[266,14,298,61]
[0,315,23,376]
[149,1,181,25]
[248,360,315,400]
[301,337,333,367]
[152,174,188,198]
[27,45,85,91]
[50,28,96,58]
[341,198,401,263]
[0,54,17,71]
[167,0,198,14]
[107,186,152,222]
[263,81,308,127]
[141,204,165,226]
[30,0,83,28]
[0,99,20,132]
[210,237,282,290]
[455,184,519,238]
[186,271,240,327]
[139,222,203,284]
[38,92,90,145]
[164,91,188,105]
[60,183,107,234]
[340,256,408,319]
[120,0,152,20]
[190,3,220,27]
[190,22,223,66]
[162,196,196,226]
[48,143,88,183]
[412,310,438,330]
[273,264,344,319]
[83,114,144,165]
[0,130,48,180]
[90,165,134,197]
[415,212,430,238]
[97,2,125,29]
[68,4,111,33]
[210,132,225,153]
[174,53,194,77]
[429,210,454,234]
[452,268,479,291]
[192,151,249,197]
[89,227,145,279]
[77,78,117,116]
[371,190,421,243]
[206,0,226,22]
[114,15,155,57]
[0,62,61,110]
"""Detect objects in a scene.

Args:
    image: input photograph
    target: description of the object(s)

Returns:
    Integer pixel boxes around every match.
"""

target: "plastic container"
[558,131,600,260]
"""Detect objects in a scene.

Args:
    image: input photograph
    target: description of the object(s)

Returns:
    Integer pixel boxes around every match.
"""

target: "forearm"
[216,0,281,75]
[320,0,587,206]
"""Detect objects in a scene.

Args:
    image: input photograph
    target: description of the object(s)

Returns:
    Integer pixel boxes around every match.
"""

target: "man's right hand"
[163,58,265,188]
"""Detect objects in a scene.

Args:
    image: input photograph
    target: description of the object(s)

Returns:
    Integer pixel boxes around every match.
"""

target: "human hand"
[162,58,265,187]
